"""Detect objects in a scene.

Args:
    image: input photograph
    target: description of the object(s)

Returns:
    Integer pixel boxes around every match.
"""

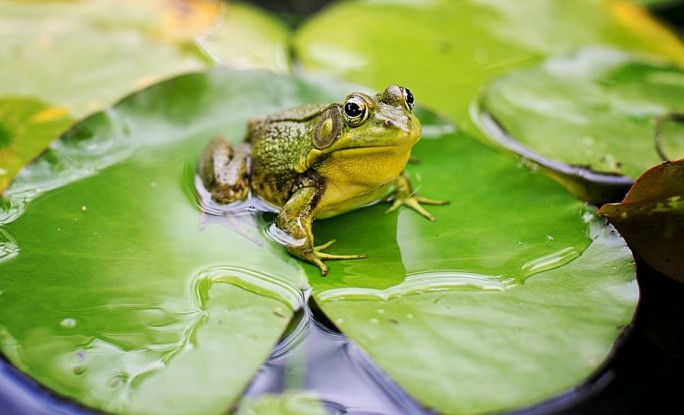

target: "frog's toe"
[311,257,329,276]
[385,196,449,221]
[316,252,368,260]
[415,196,449,206]
[297,240,366,276]
[315,239,367,260]
[385,199,403,214]
[314,239,337,252]
[405,198,436,222]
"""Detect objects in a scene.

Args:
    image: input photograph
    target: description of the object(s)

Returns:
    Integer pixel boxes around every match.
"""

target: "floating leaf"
[308,109,592,287]
[294,0,684,136]
[0,70,329,415]
[308,113,637,414]
[313,218,636,414]
[600,158,684,282]
[476,48,684,203]
[0,71,637,414]
[0,0,221,193]
[0,0,221,118]
[0,97,73,194]
[197,2,291,72]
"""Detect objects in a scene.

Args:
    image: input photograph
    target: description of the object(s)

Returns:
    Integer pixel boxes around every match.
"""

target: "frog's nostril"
[383,119,393,127]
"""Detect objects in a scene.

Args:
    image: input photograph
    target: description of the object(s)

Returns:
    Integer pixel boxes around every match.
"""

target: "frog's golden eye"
[343,95,368,126]
[401,87,415,111]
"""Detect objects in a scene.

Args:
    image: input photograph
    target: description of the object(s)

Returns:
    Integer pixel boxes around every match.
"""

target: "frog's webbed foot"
[386,172,449,221]
[276,183,367,276]
[289,240,366,276]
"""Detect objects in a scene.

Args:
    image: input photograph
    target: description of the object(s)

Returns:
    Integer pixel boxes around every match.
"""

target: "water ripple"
[317,271,515,303]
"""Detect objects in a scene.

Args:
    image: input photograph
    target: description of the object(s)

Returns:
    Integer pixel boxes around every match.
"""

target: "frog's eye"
[343,95,368,126]
[401,87,415,111]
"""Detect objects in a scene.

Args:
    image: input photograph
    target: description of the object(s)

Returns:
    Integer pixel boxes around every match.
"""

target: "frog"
[199,85,447,275]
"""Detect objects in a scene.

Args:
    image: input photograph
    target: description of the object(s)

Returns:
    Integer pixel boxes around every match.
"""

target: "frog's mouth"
[337,123,421,151]
[339,144,401,152]
[328,144,412,159]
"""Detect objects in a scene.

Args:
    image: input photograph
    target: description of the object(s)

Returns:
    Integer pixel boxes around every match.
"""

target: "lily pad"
[308,113,638,414]
[308,109,593,288]
[196,2,291,72]
[0,98,73,198]
[0,70,326,415]
[476,48,684,203]
[600,158,684,282]
[0,0,221,118]
[294,0,684,135]
[0,70,637,414]
[313,220,636,414]
[0,0,221,193]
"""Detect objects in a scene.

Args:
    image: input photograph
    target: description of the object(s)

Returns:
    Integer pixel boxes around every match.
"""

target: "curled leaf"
[600,158,684,282]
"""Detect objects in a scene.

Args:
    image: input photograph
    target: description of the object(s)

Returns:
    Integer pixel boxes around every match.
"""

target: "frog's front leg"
[275,175,366,276]
[386,172,449,221]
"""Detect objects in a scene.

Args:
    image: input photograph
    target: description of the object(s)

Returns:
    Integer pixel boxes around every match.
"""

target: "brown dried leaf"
[600,159,684,282]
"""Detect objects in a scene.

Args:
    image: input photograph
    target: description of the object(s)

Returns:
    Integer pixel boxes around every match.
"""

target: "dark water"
[242,303,433,415]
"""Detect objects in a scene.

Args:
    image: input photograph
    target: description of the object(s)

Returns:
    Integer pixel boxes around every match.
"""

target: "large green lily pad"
[0,70,637,414]
[476,48,684,202]
[0,0,295,194]
[308,112,637,413]
[0,71,319,415]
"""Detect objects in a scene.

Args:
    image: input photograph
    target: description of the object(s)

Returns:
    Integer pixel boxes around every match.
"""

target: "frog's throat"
[302,144,414,174]
[317,146,412,188]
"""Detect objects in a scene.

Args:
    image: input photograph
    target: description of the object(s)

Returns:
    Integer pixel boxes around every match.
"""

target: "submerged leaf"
[235,392,327,415]
[600,158,684,282]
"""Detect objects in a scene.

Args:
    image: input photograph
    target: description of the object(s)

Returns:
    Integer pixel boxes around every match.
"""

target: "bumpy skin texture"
[247,104,328,207]
[199,86,447,275]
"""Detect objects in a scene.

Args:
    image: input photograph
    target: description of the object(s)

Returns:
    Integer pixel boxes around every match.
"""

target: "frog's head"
[306,85,421,164]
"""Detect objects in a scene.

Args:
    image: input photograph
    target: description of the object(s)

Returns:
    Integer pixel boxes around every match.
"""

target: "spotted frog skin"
[199,85,447,275]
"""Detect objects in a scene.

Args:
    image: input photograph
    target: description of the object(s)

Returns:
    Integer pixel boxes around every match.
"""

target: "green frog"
[199,85,446,275]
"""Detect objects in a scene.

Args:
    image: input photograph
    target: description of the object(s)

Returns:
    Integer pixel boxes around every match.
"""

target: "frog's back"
[259,103,329,123]
[248,103,329,206]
